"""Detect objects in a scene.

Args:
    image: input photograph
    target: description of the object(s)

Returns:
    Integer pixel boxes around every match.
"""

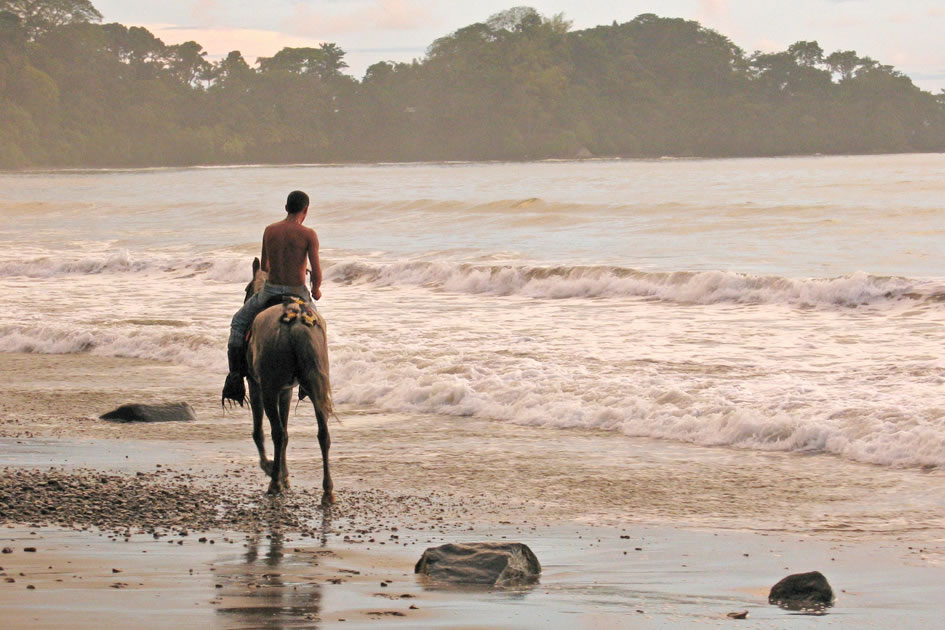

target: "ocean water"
[2,153,945,469]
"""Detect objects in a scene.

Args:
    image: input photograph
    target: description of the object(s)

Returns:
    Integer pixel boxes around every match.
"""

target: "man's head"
[286,190,309,215]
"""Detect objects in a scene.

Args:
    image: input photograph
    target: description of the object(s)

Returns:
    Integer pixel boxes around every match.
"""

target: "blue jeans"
[228,282,314,347]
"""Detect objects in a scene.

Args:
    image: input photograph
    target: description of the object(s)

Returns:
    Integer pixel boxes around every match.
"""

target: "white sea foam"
[7,247,932,308]
[0,249,146,277]
[0,249,252,284]
[6,307,943,469]
[327,261,932,307]
[0,324,223,369]
[324,337,945,470]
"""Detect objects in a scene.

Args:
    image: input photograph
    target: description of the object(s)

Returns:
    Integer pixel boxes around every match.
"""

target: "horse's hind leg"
[316,408,334,505]
[277,387,292,490]
[263,392,289,495]
[249,380,273,477]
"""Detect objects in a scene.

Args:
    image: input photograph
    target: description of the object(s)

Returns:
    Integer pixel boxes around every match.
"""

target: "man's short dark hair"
[286,190,309,214]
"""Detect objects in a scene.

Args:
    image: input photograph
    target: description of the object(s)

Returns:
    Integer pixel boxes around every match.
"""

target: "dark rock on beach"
[415,542,541,586]
[769,571,835,610]
[100,402,197,423]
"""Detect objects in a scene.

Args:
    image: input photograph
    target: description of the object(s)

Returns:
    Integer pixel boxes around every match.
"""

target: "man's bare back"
[223,190,322,405]
[261,212,322,300]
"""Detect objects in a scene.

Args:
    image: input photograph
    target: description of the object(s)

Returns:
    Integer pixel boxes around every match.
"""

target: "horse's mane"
[253,268,268,294]
[244,257,268,303]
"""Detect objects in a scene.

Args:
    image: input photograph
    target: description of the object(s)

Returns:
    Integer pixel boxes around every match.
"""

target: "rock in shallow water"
[414,542,541,586]
[100,402,197,423]
[768,571,835,610]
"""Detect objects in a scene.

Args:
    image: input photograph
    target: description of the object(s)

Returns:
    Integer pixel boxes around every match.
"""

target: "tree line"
[1,1,943,168]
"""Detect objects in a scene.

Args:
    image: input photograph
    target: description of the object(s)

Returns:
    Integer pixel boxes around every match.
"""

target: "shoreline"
[2,150,942,175]
[4,352,945,540]
[3,351,945,627]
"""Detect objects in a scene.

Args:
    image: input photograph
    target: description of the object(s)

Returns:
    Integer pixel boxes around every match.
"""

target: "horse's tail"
[290,318,334,419]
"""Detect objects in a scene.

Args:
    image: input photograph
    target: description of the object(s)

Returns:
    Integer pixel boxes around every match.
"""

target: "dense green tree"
[826,50,860,81]
[487,6,542,32]
[0,0,99,38]
[788,41,824,67]
[166,41,211,86]
[101,24,167,80]
[209,50,253,88]
[0,1,942,168]
[257,43,348,81]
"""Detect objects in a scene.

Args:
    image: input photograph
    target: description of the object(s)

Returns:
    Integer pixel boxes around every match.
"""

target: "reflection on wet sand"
[212,532,326,628]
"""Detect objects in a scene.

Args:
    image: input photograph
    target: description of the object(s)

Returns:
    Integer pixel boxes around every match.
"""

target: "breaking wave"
[328,349,945,470]
[0,249,252,283]
[4,248,941,308]
[0,324,222,369]
[327,261,937,308]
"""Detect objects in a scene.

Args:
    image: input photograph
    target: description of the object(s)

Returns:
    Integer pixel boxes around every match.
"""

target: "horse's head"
[244,257,268,303]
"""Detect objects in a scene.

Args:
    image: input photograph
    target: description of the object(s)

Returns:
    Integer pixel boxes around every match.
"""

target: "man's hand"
[313,286,322,301]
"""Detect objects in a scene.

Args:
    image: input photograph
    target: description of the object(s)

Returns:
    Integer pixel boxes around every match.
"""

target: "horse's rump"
[248,304,332,417]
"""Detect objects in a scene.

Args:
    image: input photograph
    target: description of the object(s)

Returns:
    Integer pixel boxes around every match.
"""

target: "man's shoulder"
[295,223,317,239]
[264,220,315,240]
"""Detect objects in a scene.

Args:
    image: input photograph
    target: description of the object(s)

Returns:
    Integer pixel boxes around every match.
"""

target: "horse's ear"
[252,257,260,274]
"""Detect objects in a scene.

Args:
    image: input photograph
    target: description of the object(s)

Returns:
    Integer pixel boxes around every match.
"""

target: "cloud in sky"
[803,15,867,31]
[141,23,323,62]
[886,10,916,25]
[752,37,781,54]
[191,0,219,26]
[283,0,437,38]
[696,0,729,20]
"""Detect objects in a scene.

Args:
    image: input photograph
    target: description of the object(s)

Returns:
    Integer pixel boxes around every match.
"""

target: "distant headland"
[1,2,943,169]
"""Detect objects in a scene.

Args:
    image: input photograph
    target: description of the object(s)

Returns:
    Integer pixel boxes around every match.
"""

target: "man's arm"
[308,229,322,300]
[260,229,270,273]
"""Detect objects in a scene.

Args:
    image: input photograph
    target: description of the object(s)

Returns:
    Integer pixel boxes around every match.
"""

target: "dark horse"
[241,258,334,501]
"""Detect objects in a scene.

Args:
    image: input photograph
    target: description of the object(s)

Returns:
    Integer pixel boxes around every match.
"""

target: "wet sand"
[2,352,945,628]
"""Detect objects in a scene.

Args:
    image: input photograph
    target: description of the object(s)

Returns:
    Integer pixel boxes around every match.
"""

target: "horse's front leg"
[316,408,334,505]
[249,379,272,477]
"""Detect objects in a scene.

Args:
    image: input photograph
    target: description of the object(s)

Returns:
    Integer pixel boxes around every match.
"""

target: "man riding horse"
[222,190,322,405]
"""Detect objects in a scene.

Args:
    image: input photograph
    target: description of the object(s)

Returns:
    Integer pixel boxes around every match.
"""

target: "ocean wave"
[5,247,938,308]
[327,346,945,470]
[327,261,933,307]
[0,249,252,283]
[0,324,223,369]
[4,317,944,469]
[0,249,149,277]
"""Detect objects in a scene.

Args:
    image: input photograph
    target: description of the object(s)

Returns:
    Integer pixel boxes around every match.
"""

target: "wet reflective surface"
[212,533,325,628]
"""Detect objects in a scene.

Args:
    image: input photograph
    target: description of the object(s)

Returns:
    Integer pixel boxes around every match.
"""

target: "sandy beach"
[2,352,945,629]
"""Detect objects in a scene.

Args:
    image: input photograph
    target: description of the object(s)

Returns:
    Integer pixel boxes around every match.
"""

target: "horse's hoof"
[267,476,290,495]
[322,491,335,506]
[260,460,274,477]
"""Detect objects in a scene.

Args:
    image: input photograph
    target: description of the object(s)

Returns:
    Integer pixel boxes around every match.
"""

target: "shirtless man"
[222,190,321,405]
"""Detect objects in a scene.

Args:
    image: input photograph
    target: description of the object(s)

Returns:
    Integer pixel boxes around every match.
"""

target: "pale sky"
[94,1,945,93]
